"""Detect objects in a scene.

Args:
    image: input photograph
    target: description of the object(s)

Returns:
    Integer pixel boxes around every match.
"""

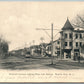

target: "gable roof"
[62,18,74,30]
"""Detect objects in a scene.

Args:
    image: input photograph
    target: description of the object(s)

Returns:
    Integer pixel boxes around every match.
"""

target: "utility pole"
[40,37,44,57]
[51,24,54,64]
[36,23,58,64]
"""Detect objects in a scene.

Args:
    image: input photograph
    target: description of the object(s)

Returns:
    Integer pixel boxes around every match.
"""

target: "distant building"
[53,39,60,57]
[46,38,60,57]
[30,45,41,56]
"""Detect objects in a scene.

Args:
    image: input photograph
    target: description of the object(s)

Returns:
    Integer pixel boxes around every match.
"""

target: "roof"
[62,18,74,30]
[60,31,63,33]
[47,38,60,46]
[74,29,84,33]
[30,45,39,48]
[47,43,51,45]
[53,38,60,43]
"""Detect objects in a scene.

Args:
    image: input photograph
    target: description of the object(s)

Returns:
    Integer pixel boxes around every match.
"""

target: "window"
[80,42,82,47]
[80,34,82,39]
[57,51,60,55]
[69,33,72,38]
[69,42,72,46]
[65,42,67,46]
[66,55,68,58]
[76,42,78,47]
[48,46,51,51]
[65,33,67,38]
[57,41,60,44]
[49,46,51,51]
[47,47,49,50]
[55,52,57,54]
[75,34,78,39]
[55,46,57,49]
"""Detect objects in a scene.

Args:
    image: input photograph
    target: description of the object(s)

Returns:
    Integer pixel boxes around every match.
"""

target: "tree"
[72,14,84,29]
[0,35,9,58]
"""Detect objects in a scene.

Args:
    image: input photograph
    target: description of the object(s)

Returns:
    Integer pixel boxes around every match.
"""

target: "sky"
[0,1,84,51]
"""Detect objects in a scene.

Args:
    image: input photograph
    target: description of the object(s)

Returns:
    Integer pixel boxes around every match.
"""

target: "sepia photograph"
[0,1,84,82]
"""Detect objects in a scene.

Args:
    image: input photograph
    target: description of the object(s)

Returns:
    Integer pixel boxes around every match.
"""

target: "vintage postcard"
[0,1,84,82]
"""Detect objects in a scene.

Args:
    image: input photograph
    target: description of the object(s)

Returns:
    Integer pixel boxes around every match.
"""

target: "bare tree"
[72,14,84,29]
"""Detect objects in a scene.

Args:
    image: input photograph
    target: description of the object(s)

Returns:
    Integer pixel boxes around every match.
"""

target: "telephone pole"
[36,23,58,64]
[51,24,54,64]
[40,37,44,57]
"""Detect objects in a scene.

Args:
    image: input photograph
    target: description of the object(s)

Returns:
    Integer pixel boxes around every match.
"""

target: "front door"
[64,52,71,59]
[63,49,71,59]
[74,52,79,60]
